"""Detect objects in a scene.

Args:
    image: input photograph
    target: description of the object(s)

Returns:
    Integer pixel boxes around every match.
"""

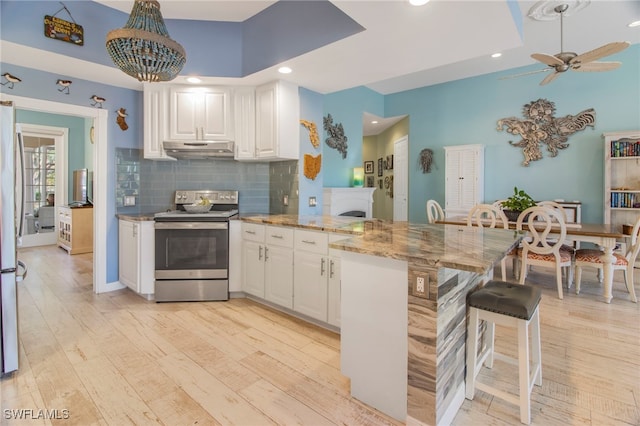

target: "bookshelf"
[603,131,640,233]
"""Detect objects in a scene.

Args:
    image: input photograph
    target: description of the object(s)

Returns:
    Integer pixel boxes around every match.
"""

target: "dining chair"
[517,206,572,299]
[426,199,445,224]
[466,204,513,281]
[574,216,639,303]
[536,201,577,279]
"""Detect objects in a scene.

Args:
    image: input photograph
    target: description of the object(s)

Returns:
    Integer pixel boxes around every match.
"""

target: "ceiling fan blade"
[572,61,622,72]
[540,71,560,86]
[531,53,564,67]
[499,68,551,80]
[571,41,630,65]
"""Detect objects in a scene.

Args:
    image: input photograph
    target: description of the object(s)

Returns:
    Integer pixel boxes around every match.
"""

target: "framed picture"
[364,161,374,174]
[378,179,383,189]
[366,176,374,187]
[378,158,383,176]
[386,154,394,170]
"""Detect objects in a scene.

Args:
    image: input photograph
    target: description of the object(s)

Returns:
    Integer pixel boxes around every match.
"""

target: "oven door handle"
[155,222,228,230]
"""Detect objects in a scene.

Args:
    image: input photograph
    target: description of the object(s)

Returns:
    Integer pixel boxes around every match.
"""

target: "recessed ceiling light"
[371,120,379,124]
[629,20,640,28]
[409,0,430,6]
[278,66,292,74]
[186,77,201,83]
[491,53,502,58]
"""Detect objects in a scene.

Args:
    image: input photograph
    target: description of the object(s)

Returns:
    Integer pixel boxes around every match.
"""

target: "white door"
[393,136,408,221]
[19,124,67,247]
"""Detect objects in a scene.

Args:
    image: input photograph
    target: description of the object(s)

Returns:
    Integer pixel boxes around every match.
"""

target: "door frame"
[2,94,108,294]
[19,123,68,247]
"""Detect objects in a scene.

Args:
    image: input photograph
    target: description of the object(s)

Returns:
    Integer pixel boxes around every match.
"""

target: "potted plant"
[501,186,536,222]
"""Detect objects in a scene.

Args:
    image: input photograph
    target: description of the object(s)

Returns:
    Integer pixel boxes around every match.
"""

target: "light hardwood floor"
[1,245,639,425]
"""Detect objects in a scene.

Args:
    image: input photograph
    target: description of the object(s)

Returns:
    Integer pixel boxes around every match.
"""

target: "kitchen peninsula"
[240,215,521,426]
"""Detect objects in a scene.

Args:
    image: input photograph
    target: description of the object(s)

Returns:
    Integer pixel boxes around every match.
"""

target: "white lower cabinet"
[241,223,266,298]
[241,222,343,329]
[118,219,155,296]
[264,226,294,308]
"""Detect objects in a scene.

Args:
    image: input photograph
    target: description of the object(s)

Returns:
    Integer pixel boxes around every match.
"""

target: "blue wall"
[323,87,384,187]
[15,110,88,198]
[324,44,640,223]
[298,87,325,215]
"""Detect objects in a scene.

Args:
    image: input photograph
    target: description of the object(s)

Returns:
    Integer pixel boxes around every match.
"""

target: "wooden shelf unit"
[57,206,93,254]
[603,131,640,229]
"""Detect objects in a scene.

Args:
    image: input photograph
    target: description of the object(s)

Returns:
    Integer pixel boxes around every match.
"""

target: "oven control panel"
[174,190,238,205]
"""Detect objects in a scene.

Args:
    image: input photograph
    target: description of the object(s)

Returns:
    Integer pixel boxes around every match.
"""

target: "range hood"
[163,140,235,159]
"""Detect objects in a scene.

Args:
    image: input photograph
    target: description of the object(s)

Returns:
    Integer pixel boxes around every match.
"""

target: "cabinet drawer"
[242,222,265,242]
[294,229,328,254]
[265,226,294,248]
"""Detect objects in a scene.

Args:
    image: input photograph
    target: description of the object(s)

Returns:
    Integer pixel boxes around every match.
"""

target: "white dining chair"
[426,199,445,224]
[574,216,639,303]
[466,204,513,281]
[517,206,572,299]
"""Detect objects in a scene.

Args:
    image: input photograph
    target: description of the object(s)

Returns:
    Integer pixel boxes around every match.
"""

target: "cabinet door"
[293,251,328,322]
[255,82,278,158]
[201,88,233,140]
[118,220,139,292]
[169,87,199,140]
[242,240,265,298]
[327,256,341,327]
[234,88,256,159]
[143,84,173,160]
[264,245,294,308]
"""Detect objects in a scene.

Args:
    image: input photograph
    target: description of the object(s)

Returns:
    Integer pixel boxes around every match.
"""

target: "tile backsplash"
[269,160,299,215]
[116,148,280,215]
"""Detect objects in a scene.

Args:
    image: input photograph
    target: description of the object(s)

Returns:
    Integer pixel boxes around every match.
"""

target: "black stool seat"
[469,281,542,320]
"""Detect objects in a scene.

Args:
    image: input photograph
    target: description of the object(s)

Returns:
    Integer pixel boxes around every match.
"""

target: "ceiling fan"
[511,3,630,85]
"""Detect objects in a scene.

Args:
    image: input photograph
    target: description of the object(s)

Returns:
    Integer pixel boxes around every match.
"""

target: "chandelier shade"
[106,0,186,82]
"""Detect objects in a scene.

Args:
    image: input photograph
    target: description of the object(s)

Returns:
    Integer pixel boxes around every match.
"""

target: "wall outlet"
[124,195,136,206]
[412,274,429,299]
[309,196,317,207]
[283,195,289,206]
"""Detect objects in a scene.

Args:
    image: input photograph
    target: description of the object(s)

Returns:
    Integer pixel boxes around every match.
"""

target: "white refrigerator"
[1,100,27,375]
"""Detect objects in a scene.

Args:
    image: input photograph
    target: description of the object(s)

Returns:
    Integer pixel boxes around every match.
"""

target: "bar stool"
[465,281,542,424]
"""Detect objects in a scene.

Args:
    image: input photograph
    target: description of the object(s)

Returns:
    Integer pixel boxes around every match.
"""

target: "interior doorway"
[19,124,68,247]
[2,94,108,294]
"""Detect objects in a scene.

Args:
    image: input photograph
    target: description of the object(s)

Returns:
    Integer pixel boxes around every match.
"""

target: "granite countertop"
[116,212,156,221]
[330,221,521,273]
[241,214,521,274]
[240,214,374,235]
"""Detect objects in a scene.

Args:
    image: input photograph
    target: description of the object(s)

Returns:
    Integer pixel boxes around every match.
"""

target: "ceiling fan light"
[106,0,186,82]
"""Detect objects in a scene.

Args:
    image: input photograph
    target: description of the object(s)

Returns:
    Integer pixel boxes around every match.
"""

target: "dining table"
[437,216,626,303]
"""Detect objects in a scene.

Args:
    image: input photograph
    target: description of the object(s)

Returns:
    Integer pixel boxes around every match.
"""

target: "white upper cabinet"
[168,86,233,141]
[143,84,174,160]
[444,144,485,217]
[235,80,299,161]
[233,87,257,159]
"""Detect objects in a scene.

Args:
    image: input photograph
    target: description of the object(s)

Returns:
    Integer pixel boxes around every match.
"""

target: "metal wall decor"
[303,154,322,181]
[419,148,434,173]
[497,98,595,166]
[300,119,320,148]
[90,95,106,108]
[56,79,72,94]
[323,114,348,159]
[1,73,21,89]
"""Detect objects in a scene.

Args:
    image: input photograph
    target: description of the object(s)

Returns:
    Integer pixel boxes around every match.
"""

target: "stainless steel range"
[154,190,238,302]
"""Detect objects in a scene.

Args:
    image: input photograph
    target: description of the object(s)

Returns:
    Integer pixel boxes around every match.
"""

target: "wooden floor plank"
[1,245,638,426]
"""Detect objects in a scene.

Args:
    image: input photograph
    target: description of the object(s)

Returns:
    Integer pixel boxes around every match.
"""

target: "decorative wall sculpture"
[1,72,21,89]
[497,98,595,166]
[116,108,129,131]
[419,148,434,173]
[323,113,348,159]
[300,119,320,148]
[303,154,322,181]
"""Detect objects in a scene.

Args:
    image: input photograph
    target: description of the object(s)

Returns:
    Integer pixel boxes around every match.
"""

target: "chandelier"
[106,0,186,82]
